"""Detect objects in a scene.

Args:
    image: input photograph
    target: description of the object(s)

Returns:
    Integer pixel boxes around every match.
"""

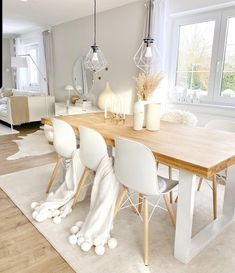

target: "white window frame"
[25,42,40,88]
[169,7,235,106]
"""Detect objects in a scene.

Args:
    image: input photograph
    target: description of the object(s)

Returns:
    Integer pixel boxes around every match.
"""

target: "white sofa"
[0,89,55,127]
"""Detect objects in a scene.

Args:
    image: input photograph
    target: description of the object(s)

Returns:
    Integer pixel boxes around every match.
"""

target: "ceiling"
[3,0,139,35]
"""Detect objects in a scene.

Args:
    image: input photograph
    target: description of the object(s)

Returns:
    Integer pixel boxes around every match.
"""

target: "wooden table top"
[42,112,235,178]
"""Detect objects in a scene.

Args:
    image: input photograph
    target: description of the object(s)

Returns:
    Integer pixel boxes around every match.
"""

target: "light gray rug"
[0,164,235,273]
[0,123,19,136]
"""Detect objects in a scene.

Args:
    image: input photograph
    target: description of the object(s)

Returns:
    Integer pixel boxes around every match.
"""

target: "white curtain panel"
[43,30,54,96]
[152,0,170,73]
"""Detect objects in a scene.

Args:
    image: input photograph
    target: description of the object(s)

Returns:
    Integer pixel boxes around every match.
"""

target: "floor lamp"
[11,54,49,116]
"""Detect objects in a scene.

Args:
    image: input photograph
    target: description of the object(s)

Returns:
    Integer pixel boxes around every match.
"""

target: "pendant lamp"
[84,0,107,73]
[134,0,159,73]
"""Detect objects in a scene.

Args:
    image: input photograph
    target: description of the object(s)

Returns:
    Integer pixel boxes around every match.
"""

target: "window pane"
[26,45,39,86]
[221,17,235,98]
[175,21,215,98]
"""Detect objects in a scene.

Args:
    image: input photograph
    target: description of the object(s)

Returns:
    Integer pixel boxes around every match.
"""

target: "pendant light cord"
[94,0,97,46]
[147,0,152,38]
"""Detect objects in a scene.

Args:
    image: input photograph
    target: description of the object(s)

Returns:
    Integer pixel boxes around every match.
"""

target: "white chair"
[44,124,54,144]
[161,110,198,202]
[197,119,235,219]
[114,137,178,266]
[46,118,77,193]
[72,126,108,208]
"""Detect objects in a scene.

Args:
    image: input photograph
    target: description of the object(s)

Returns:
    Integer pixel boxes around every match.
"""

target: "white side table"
[55,102,102,116]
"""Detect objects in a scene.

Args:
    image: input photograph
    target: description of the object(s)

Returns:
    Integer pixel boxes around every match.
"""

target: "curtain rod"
[170,1,235,18]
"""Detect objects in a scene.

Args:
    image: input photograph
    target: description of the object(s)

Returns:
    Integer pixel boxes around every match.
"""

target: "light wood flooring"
[0,122,75,273]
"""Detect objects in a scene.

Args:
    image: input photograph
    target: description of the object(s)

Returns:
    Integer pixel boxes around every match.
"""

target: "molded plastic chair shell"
[52,118,77,159]
[44,124,54,142]
[205,119,235,132]
[79,126,108,171]
[114,137,160,196]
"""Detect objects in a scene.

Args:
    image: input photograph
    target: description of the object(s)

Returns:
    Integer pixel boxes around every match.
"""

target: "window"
[170,8,235,106]
[25,43,40,87]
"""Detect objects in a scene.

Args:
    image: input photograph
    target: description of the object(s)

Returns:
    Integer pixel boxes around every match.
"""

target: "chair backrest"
[79,126,108,171]
[44,124,54,142]
[52,118,77,158]
[205,119,235,132]
[161,110,198,126]
[114,137,159,196]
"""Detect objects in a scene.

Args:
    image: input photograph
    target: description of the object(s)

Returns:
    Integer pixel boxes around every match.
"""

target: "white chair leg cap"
[77,237,85,246]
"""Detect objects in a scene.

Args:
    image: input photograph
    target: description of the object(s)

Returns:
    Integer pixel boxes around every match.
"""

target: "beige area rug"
[7,130,54,160]
[0,123,19,136]
[0,164,235,273]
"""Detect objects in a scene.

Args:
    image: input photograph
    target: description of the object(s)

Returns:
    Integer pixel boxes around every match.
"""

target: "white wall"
[169,0,234,13]
[52,1,144,112]
[2,38,13,88]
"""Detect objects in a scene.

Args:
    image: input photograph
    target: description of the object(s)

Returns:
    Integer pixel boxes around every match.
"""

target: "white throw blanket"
[31,149,87,223]
[68,154,120,255]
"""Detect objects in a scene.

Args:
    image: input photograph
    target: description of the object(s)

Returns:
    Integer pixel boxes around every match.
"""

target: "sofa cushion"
[13,89,41,97]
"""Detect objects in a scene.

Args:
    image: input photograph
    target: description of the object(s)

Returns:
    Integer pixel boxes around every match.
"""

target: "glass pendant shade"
[134,38,160,73]
[84,0,107,73]
[134,0,159,73]
[84,45,107,73]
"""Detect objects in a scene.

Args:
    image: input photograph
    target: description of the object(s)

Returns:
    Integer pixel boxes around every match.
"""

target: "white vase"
[146,103,161,131]
[98,82,115,111]
[133,101,144,131]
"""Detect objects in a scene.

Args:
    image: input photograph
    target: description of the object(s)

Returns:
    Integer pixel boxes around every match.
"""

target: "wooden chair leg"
[197,177,203,191]
[138,193,143,214]
[46,157,61,193]
[113,187,128,219]
[72,168,90,209]
[163,194,176,228]
[212,175,217,220]
[168,166,173,203]
[143,197,149,266]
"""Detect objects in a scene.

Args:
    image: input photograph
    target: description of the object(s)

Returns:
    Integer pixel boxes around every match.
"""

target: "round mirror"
[73,56,93,96]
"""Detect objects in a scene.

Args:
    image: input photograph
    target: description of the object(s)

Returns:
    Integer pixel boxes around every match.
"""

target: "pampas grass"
[134,72,164,101]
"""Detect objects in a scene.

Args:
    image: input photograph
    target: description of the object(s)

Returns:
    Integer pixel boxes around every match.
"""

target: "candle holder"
[104,112,126,125]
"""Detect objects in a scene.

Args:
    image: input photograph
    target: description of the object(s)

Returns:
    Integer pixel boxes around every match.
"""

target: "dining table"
[42,112,235,264]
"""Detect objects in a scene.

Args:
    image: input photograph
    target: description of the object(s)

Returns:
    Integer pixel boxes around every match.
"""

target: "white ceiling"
[3,0,139,35]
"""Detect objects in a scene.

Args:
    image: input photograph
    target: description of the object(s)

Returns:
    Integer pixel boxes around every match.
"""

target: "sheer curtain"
[152,0,170,73]
[15,37,28,90]
[42,30,54,96]
[151,0,170,105]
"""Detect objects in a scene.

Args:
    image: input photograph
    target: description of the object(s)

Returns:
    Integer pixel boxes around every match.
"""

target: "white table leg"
[174,165,235,264]
[174,170,197,263]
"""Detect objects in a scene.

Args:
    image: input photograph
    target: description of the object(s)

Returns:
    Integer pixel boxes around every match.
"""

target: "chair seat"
[157,175,178,194]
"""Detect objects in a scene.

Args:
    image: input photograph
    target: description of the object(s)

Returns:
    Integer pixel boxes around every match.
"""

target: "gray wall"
[52,1,144,112]
[2,38,13,88]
